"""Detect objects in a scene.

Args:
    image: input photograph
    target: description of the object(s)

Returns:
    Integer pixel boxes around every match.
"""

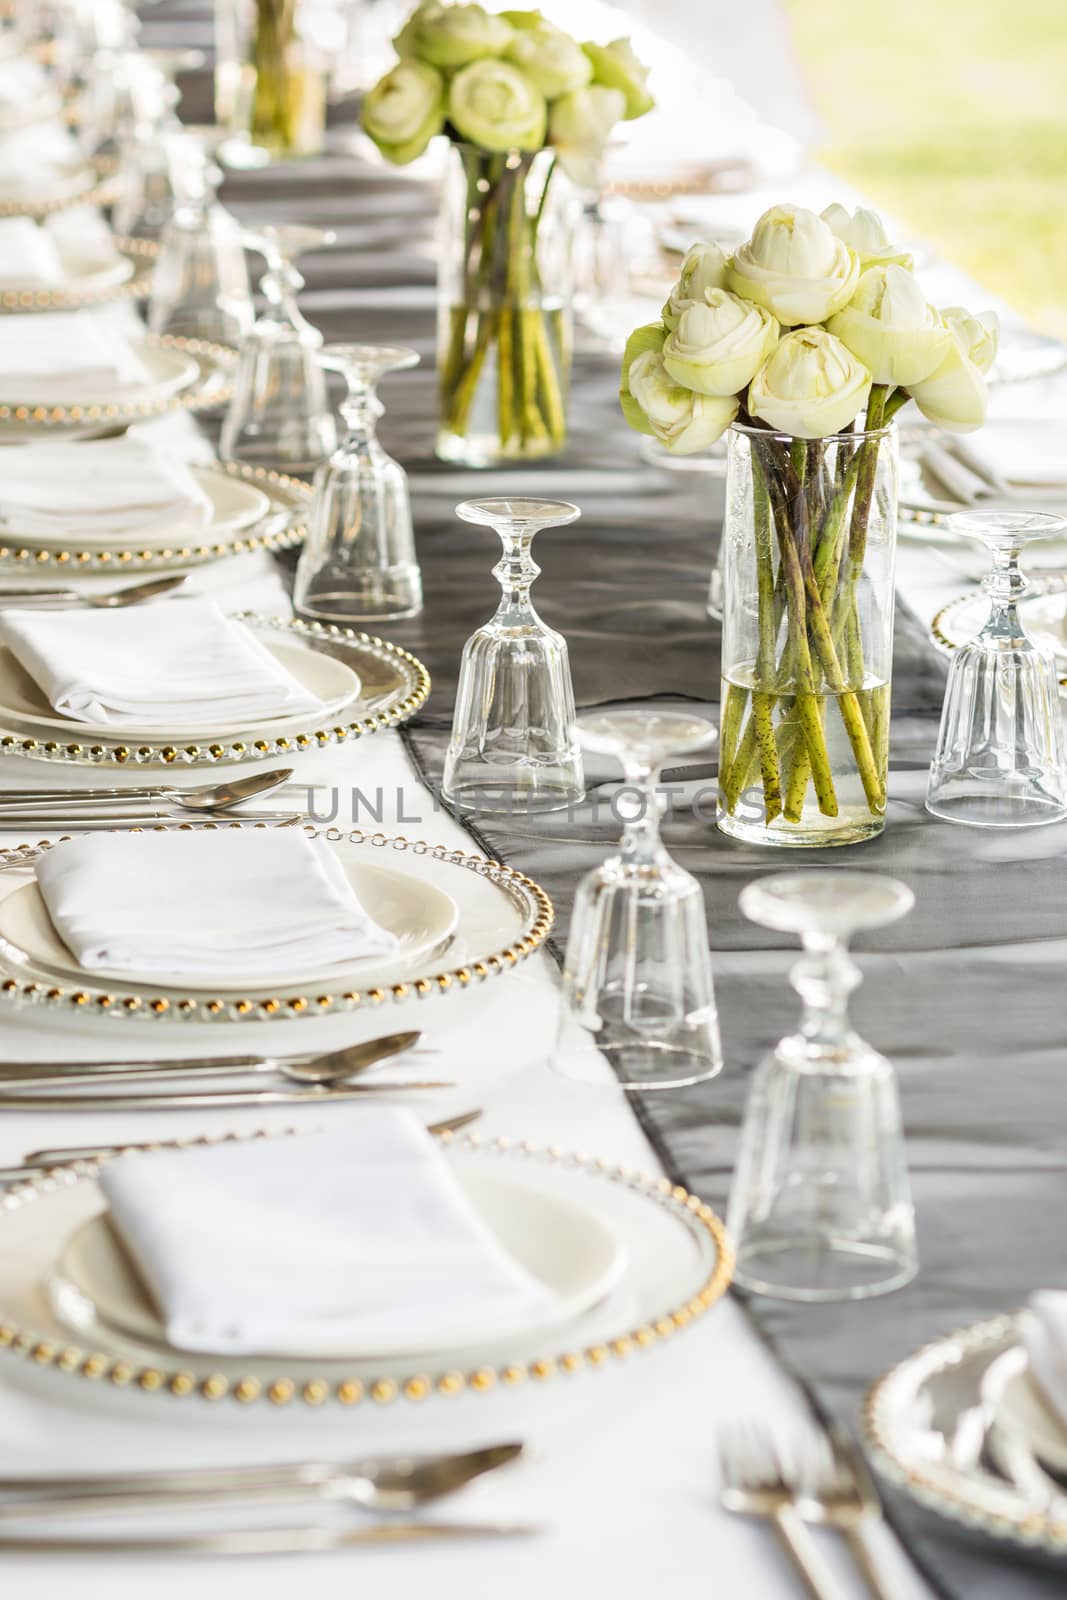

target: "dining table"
[0,3,1065,1597]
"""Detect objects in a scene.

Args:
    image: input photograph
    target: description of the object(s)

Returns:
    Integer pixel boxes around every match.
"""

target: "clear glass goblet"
[442,498,585,814]
[146,137,254,346]
[927,509,1067,828]
[294,343,422,623]
[727,870,918,1302]
[552,709,723,1092]
[220,224,338,474]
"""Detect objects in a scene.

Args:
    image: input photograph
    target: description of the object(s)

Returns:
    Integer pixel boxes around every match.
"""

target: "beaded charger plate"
[0,333,236,435]
[0,1129,731,1411]
[865,1314,1067,1562]
[0,824,548,1022]
[0,462,310,574]
[0,236,157,313]
[0,154,119,220]
[0,613,428,766]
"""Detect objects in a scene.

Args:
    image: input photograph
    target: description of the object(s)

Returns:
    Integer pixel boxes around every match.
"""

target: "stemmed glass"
[220,225,338,474]
[552,710,722,1092]
[927,509,1067,828]
[727,870,918,1302]
[442,498,584,813]
[147,138,254,347]
[112,51,205,238]
[294,343,422,623]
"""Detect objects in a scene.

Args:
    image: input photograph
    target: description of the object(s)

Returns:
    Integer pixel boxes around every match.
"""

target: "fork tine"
[715,1423,746,1490]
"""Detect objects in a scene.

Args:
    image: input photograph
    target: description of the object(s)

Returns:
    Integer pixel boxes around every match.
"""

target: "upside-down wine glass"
[442,498,584,813]
[146,136,254,346]
[220,224,337,474]
[552,709,722,1092]
[926,509,1067,828]
[727,870,918,1301]
[294,343,422,623]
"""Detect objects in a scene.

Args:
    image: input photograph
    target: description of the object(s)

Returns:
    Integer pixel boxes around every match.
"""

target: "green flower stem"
[751,452,783,820]
[718,681,747,789]
[723,714,760,813]
[251,0,307,152]
[446,312,495,435]
[534,315,566,445]
[773,511,839,818]
[497,307,515,448]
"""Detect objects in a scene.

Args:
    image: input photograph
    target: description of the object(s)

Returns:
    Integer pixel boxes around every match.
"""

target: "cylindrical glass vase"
[214,0,328,165]
[436,143,575,468]
[717,421,898,848]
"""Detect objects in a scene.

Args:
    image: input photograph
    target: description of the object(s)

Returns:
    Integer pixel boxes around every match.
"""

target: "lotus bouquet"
[362,2,654,464]
[621,203,998,844]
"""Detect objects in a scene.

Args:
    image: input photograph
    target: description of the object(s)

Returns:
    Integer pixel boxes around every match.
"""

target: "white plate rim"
[0,342,200,411]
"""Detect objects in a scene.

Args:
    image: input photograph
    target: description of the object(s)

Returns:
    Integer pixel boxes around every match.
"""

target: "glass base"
[435,428,565,469]
[925,786,1067,829]
[733,1238,918,1302]
[717,809,885,848]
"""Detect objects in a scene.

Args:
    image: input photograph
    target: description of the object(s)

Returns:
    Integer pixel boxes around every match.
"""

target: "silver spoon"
[0,574,187,609]
[0,767,295,815]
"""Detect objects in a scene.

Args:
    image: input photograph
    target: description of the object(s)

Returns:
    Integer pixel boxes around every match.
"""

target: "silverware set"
[718,1420,896,1600]
[0,574,188,610]
[0,1441,538,1554]
[0,767,297,827]
[0,1031,455,1113]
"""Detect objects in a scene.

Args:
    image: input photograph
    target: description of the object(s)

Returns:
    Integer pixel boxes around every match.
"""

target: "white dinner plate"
[0,466,273,552]
[0,342,200,410]
[0,852,459,992]
[0,630,362,739]
[55,1161,627,1361]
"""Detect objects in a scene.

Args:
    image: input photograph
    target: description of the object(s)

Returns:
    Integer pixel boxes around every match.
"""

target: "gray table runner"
[153,23,1067,1592]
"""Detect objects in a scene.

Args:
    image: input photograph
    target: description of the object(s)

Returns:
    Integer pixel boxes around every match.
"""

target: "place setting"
[0,214,157,314]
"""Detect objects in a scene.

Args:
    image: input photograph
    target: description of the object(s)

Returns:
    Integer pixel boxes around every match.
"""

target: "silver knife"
[0,1522,541,1555]
[0,1082,451,1111]
[0,1109,482,1181]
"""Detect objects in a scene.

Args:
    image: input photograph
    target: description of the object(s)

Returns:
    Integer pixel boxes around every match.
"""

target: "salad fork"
[717,1421,846,1600]
[793,1421,898,1600]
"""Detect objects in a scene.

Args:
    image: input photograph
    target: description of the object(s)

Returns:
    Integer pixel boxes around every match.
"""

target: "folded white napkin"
[958,426,1067,489]
[44,206,124,276]
[0,435,213,538]
[0,598,323,727]
[36,828,399,982]
[0,121,81,199]
[0,57,51,112]
[0,217,65,288]
[1020,1292,1067,1434]
[100,1112,554,1354]
[0,311,151,402]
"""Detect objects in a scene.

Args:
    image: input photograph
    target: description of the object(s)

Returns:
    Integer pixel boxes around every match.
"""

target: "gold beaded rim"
[0,822,551,1021]
[864,1313,1067,1553]
[0,155,119,221]
[0,237,158,314]
[0,611,429,764]
[930,594,1067,690]
[0,462,311,573]
[0,1131,732,1407]
[0,333,237,429]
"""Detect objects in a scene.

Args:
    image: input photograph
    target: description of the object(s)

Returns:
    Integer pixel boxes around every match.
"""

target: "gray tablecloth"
[151,20,1067,1592]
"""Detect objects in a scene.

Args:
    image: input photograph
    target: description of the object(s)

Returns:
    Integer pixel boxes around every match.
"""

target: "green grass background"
[783,0,1067,335]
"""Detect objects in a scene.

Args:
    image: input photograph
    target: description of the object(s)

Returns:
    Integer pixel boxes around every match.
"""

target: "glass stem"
[980,544,1028,644]
[492,527,540,624]
[791,932,862,1066]
[618,758,667,868]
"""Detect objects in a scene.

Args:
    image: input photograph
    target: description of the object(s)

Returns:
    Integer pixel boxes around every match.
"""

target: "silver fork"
[717,1422,847,1600]
[791,1422,897,1600]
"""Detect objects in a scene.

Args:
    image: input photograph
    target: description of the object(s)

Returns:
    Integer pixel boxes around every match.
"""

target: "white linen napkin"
[0,311,151,402]
[44,205,124,275]
[0,599,322,726]
[1020,1292,1067,1433]
[0,121,81,200]
[0,217,65,288]
[0,57,51,112]
[99,1112,554,1354]
[0,435,213,538]
[35,828,399,982]
[955,427,1067,489]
